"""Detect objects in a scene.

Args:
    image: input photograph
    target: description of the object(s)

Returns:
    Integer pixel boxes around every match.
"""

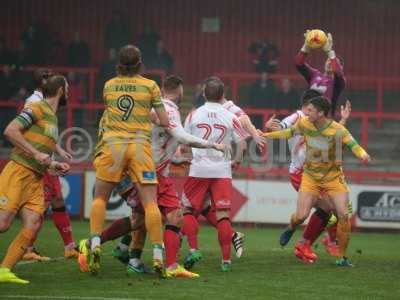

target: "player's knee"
[337,211,349,221]
[0,220,11,233]
[215,209,230,221]
[24,215,42,232]
[50,197,65,209]
[295,213,307,224]
[0,213,14,232]
[130,212,145,230]
[166,209,183,227]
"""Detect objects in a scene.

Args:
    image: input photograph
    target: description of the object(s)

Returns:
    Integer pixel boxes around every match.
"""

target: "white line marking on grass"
[17,256,66,265]
[3,296,142,300]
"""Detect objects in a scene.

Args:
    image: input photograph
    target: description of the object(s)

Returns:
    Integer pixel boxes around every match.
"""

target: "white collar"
[162,98,178,110]
[204,102,223,108]
[34,90,44,99]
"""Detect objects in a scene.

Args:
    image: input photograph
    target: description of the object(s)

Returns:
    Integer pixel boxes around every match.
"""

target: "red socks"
[182,213,199,250]
[100,217,132,244]
[302,208,330,244]
[217,218,234,261]
[52,207,74,246]
[327,223,337,242]
[164,225,181,268]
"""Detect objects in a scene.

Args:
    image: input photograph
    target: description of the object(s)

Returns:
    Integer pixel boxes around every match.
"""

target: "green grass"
[1,220,399,300]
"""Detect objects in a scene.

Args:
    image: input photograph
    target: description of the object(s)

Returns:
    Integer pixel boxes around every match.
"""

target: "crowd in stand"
[0,13,300,119]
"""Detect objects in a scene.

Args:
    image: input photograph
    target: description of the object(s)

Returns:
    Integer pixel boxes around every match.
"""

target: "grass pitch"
[0,220,399,300]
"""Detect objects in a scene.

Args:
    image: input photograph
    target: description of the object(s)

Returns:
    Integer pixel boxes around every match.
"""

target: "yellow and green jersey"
[11,100,58,174]
[263,116,368,181]
[100,75,165,146]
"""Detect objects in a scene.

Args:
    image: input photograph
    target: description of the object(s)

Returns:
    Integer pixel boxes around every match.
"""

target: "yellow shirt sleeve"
[150,82,164,109]
[341,128,368,159]
[262,118,303,139]
[15,103,42,129]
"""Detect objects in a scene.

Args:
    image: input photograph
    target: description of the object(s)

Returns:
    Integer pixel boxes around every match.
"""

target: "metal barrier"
[216,72,400,127]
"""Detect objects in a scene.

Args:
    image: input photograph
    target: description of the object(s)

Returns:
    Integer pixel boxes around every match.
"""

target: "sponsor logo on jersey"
[143,171,156,181]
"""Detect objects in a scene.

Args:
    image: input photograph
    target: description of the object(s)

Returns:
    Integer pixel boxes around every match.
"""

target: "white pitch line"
[2,295,141,300]
[17,256,66,265]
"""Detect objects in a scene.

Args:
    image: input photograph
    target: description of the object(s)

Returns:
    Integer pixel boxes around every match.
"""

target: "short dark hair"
[43,75,67,98]
[117,45,141,76]
[203,76,224,102]
[163,75,183,91]
[301,89,321,107]
[33,68,52,90]
[309,96,331,117]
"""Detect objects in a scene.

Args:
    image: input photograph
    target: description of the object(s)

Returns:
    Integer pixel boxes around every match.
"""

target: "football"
[306,29,328,49]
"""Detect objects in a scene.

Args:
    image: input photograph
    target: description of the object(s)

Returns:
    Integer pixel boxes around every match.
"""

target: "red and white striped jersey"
[281,110,306,174]
[184,102,246,178]
[152,98,212,176]
[222,100,246,118]
[152,98,183,176]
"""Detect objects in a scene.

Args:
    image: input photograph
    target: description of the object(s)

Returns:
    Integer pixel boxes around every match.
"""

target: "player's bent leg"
[90,179,115,237]
[47,173,77,258]
[81,178,115,275]
[330,192,352,267]
[22,215,50,262]
[162,208,199,279]
[136,183,165,276]
[216,209,234,272]
[127,225,152,274]
[51,200,77,258]
[280,192,316,247]
[182,209,202,270]
[100,216,134,244]
[0,208,40,284]
[0,209,15,233]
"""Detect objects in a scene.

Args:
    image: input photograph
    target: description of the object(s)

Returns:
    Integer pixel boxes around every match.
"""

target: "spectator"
[10,85,29,101]
[0,65,20,145]
[97,48,117,98]
[145,40,174,73]
[248,72,278,108]
[0,37,15,65]
[194,83,206,108]
[249,40,279,73]
[138,25,160,63]
[14,40,31,68]
[67,32,91,67]
[0,65,19,99]
[276,78,299,111]
[67,71,85,126]
[20,22,49,65]
[67,71,85,103]
[104,11,131,50]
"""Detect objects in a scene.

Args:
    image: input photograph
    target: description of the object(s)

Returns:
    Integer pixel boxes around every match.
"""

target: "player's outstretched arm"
[262,128,294,139]
[341,128,371,164]
[168,123,225,152]
[238,114,265,148]
[4,120,51,165]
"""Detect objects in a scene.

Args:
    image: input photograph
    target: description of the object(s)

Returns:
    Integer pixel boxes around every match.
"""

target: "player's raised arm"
[294,30,318,84]
[341,127,371,164]
[262,117,303,139]
[238,114,264,148]
[4,108,51,165]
